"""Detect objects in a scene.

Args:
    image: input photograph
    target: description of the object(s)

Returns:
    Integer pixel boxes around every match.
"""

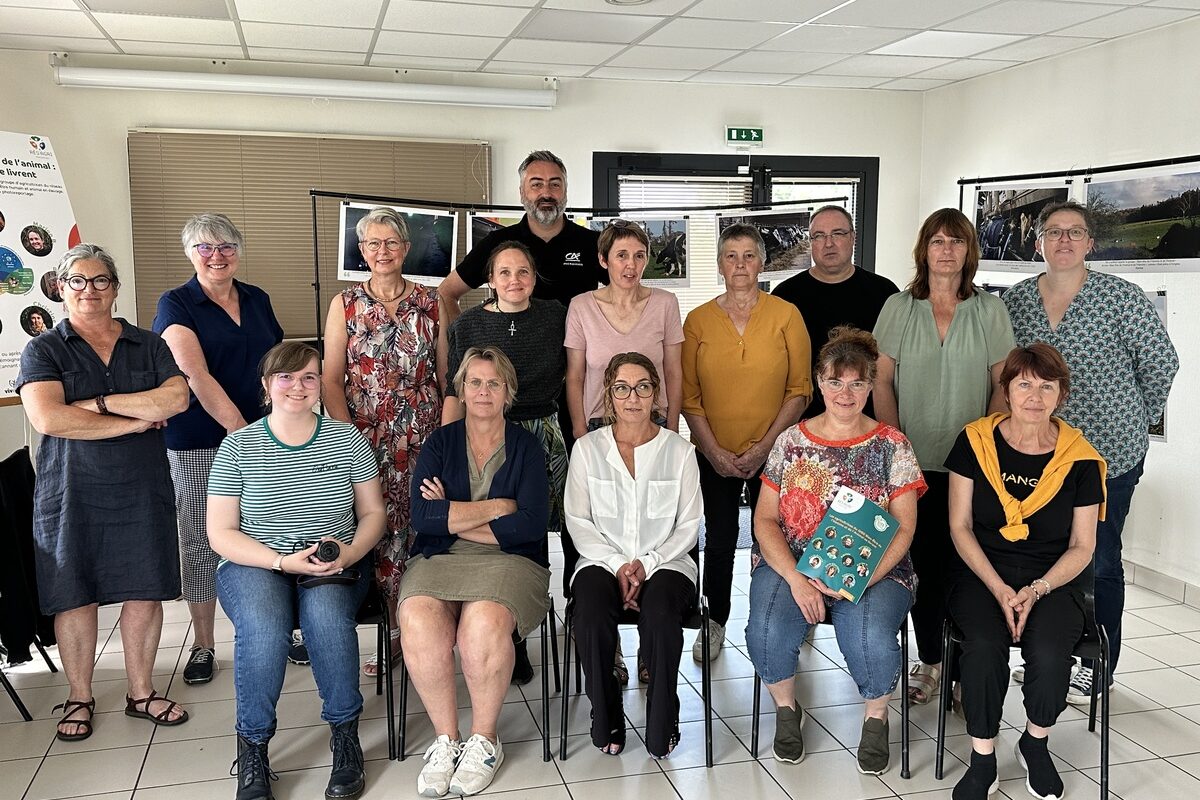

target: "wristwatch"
[272,554,285,574]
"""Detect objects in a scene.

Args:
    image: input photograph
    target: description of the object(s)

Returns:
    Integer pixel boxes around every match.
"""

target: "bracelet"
[272,554,285,574]
[95,394,110,415]
[1030,578,1051,600]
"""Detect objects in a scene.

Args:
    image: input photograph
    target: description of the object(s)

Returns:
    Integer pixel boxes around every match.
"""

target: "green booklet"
[795,486,899,603]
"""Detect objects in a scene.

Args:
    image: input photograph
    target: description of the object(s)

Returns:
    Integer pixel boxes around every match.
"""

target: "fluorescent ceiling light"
[53,65,557,110]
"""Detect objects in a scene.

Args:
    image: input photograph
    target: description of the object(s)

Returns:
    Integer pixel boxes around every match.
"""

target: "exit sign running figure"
[726,126,765,147]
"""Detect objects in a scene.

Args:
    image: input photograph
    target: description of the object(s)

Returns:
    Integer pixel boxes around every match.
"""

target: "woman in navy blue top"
[152,213,283,685]
[17,244,191,742]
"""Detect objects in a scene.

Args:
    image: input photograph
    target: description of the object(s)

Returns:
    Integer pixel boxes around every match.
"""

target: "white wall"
[919,18,1200,588]
[0,47,926,457]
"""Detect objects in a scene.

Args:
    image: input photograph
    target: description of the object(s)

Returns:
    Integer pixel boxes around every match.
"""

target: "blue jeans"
[1092,458,1144,676]
[746,563,912,698]
[217,560,370,742]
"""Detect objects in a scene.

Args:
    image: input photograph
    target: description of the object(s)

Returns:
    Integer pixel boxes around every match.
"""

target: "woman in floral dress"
[324,206,448,674]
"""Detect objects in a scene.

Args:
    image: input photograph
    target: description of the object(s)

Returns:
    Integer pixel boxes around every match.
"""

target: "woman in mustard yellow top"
[681,223,811,662]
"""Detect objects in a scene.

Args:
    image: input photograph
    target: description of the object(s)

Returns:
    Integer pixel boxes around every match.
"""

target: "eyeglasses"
[361,239,406,252]
[608,219,639,229]
[193,243,239,258]
[929,236,968,249]
[1041,227,1089,241]
[273,373,319,389]
[809,230,852,243]
[64,274,116,291]
[611,381,654,399]
[465,378,505,392]
[822,378,871,393]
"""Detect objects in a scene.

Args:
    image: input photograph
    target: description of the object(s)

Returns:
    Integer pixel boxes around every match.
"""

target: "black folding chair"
[354,582,398,760]
[934,593,1110,799]
[397,596,558,762]
[558,547,713,767]
[750,616,912,777]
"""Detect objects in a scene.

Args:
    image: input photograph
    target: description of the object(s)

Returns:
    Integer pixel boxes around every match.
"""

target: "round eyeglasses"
[611,382,654,399]
[64,274,116,291]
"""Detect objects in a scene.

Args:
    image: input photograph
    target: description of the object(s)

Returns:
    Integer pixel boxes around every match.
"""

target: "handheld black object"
[315,539,341,563]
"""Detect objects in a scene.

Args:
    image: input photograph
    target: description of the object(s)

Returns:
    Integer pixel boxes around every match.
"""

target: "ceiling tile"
[0,31,116,51]
[875,77,953,91]
[1050,6,1196,37]
[608,46,733,71]
[819,0,1000,29]
[814,53,955,78]
[382,0,529,38]
[493,37,624,65]
[545,0,691,12]
[783,74,888,89]
[687,70,790,85]
[940,1,1118,36]
[683,0,847,24]
[369,54,484,71]
[872,30,1025,58]
[92,12,239,44]
[242,21,372,51]
[1146,0,1200,8]
[642,18,791,49]
[973,34,1101,60]
[588,66,696,81]
[716,49,845,73]
[422,0,538,5]
[0,0,78,8]
[234,0,384,28]
[375,30,503,59]
[762,23,914,54]
[247,47,366,65]
[912,58,1015,80]
[483,60,592,77]
[519,8,662,44]
[85,0,229,16]
[0,7,102,37]
[118,41,245,58]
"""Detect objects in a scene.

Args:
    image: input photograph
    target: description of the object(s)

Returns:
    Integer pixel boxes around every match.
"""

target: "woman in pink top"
[565,221,684,441]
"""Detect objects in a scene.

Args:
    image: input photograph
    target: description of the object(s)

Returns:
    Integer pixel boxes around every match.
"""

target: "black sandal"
[125,690,189,726]
[590,707,626,756]
[53,698,95,742]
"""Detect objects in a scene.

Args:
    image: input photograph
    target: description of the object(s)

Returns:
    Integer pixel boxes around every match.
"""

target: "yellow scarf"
[964,412,1107,542]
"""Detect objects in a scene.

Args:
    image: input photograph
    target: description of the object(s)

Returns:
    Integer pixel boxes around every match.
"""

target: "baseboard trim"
[1127,561,1200,609]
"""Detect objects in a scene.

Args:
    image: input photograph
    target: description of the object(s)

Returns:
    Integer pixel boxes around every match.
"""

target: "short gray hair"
[811,205,854,231]
[718,223,767,264]
[57,243,119,283]
[355,206,409,242]
[518,150,566,181]
[453,346,518,413]
[181,212,244,255]
[1035,200,1095,238]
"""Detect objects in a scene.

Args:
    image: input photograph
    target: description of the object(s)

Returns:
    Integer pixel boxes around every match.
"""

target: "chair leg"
[901,617,911,780]
[398,656,410,761]
[375,620,385,697]
[751,672,761,759]
[935,621,954,780]
[34,636,58,674]
[1099,627,1111,800]
[541,615,551,762]
[381,606,397,761]
[702,604,713,769]
[549,596,561,695]
[0,667,33,722]
[559,611,572,760]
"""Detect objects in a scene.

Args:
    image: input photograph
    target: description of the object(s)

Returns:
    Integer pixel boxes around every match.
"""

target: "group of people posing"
[16,150,1176,800]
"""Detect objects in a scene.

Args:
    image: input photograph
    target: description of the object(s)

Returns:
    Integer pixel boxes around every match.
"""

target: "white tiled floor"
[4,542,1200,799]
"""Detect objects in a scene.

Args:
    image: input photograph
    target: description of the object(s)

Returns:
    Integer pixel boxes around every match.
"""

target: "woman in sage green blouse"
[872,208,1014,707]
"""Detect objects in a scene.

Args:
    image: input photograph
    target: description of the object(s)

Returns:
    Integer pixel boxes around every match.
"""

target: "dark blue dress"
[15,319,185,614]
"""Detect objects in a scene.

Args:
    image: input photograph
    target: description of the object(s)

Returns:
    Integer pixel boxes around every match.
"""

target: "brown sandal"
[53,698,95,741]
[125,690,189,726]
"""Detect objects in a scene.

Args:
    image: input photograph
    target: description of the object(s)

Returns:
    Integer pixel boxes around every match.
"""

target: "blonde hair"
[453,346,518,413]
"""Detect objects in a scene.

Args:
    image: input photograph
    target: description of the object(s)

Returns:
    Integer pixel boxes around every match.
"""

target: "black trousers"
[572,565,693,757]
[909,471,963,664]
[948,571,1084,739]
[696,450,762,626]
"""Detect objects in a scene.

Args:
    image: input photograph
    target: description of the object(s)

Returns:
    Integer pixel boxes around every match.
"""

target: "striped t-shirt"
[208,415,379,556]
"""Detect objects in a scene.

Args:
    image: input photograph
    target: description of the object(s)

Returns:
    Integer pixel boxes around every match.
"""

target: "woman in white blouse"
[564,352,702,759]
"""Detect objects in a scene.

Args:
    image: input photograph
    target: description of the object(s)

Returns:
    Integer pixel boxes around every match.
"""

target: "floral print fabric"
[341,282,442,600]
[757,420,927,596]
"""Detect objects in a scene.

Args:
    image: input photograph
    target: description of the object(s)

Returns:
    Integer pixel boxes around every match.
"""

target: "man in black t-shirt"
[439,150,606,323]
[772,205,899,419]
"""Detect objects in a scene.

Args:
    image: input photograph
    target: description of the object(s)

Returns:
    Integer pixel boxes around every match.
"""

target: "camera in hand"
[315,539,341,563]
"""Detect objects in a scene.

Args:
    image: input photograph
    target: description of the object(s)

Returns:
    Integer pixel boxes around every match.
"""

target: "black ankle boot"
[326,718,365,799]
[233,735,276,800]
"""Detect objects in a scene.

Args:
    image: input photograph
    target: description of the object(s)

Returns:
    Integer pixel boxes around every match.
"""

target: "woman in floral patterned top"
[746,326,925,776]
[323,206,448,675]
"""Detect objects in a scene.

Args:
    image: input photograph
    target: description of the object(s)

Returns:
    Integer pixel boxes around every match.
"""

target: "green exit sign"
[726,126,764,147]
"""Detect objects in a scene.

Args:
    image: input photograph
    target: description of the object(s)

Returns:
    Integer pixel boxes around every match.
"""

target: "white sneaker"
[449,734,504,796]
[692,620,725,663]
[417,735,462,798]
[1065,665,1111,705]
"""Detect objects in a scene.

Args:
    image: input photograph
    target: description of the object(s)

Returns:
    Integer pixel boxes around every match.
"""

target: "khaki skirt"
[399,540,551,638]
